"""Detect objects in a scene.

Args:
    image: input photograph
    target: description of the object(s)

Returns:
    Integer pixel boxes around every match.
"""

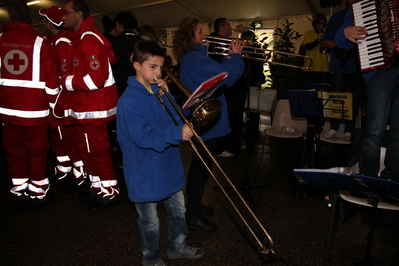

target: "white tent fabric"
[0,0,347,62]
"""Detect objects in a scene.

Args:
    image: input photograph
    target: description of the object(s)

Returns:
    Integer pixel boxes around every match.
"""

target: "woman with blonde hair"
[172,17,245,231]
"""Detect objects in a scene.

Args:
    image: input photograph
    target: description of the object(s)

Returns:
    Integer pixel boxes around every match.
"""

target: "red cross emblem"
[90,60,100,70]
[4,50,28,75]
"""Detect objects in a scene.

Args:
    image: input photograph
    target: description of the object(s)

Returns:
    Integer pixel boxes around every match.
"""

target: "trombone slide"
[154,74,275,255]
[160,31,312,69]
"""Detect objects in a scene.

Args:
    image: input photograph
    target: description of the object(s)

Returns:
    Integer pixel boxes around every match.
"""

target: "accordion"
[353,0,399,71]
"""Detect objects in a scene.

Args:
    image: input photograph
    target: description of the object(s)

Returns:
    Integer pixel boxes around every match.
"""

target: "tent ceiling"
[0,0,343,31]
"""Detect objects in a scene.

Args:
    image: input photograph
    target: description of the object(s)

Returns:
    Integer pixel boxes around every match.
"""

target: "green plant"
[270,19,304,99]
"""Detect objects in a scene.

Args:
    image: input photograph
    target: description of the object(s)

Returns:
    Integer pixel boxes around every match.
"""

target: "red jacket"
[0,22,59,126]
[60,17,118,125]
[47,29,72,77]
[48,29,72,119]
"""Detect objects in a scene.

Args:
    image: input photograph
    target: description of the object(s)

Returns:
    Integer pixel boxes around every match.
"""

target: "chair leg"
[301,135,307,168]
[309,132,318,168]
[365,197,380,262]
[324,193,340,261]
[268,135,273,165]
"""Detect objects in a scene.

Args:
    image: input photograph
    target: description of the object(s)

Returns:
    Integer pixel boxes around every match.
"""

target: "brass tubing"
[154,74,275,255]
[206,43,313,70]
[162,66,194,99]
[160,31,313,70]
[163,66,221,128]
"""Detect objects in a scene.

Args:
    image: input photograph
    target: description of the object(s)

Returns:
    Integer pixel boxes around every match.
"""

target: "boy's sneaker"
[216,150,234,158]
[323,129,337,138]
[167,246,204,260]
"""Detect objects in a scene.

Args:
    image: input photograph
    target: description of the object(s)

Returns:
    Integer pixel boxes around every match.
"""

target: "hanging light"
[27,0,41,5]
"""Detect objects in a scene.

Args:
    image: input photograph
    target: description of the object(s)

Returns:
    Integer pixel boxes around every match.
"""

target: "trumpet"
[160,31,313,70]
[155,69,274,255]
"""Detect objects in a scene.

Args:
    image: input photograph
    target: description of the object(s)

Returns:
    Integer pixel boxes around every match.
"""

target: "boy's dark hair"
[66,0,90,19]
[115,11,137,30]
[213,17,227,34]
[131,40,166,65]
[8,3,32,25]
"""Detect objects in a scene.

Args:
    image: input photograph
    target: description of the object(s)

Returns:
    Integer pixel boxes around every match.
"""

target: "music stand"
[289,90,323,118]
[288,90,352,167]
[289,90,352,121]
[240,62,274,208]
[318,91,353,121]
[293,168,399,264]
[211,61,273,208]
[208,62,271,208]
[289,90,323,167]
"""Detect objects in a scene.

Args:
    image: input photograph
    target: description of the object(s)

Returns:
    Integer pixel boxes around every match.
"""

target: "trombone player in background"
[208,17,233,64]
[209,19,260,158]
[172,17,245,231]
[209,18,242,158]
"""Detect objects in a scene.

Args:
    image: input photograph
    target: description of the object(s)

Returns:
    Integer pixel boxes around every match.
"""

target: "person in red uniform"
[0,3,59,209]
[39,5,87,193]
[61,0,120,210]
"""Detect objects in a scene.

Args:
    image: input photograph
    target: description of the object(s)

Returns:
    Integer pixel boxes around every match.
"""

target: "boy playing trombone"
[116,40,203,266]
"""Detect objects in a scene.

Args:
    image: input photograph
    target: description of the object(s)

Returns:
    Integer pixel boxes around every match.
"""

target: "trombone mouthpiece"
[153,76,159,82]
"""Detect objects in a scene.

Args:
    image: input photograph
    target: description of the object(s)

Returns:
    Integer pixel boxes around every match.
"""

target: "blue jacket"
[117,77,186,203]
[335,8,376,82]
[325,8,359,74]
[180,45,245,141]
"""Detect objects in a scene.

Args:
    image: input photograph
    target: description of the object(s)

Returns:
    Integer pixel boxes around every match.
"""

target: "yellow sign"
[318,91,353,120]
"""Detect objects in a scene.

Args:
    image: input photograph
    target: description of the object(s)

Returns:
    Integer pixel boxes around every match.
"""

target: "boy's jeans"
[135,190,188,265]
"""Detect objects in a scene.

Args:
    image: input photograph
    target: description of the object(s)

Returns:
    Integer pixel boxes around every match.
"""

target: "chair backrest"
[271,99,307,132]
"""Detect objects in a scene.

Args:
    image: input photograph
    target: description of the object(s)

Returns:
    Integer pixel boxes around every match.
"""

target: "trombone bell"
[192,98,222,128]
[162,66,222,128]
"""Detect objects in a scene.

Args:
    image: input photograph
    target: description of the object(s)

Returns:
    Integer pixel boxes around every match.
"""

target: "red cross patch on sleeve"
[90,60,100,70]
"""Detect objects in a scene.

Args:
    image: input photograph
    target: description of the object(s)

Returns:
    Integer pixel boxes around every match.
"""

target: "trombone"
[160,31,312,70]
[155,67,274,255]
[165,68,222,128]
